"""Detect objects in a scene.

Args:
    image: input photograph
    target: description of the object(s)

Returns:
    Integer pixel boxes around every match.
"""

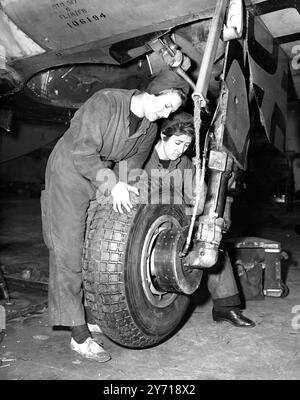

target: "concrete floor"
[0,196,300,380]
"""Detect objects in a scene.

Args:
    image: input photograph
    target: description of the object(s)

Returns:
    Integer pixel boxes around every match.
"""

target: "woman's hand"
[111,182,139,214]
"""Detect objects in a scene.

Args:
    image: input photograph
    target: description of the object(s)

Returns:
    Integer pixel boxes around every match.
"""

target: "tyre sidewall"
[124,204,190,337]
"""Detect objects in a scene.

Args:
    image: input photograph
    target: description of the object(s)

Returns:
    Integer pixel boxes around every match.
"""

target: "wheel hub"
[141,216,179,308]
[153,227,202,294]
[140,216,202,307]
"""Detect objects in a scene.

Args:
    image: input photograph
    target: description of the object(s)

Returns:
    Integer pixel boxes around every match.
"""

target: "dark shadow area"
[0,286,47,321]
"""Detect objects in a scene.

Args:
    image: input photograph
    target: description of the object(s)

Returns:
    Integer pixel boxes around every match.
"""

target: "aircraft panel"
[247,12,289,152]
[1,0,215,51]
[260,8,300,38]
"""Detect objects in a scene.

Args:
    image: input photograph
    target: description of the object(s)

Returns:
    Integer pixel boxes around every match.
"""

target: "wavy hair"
[161,121,194,141]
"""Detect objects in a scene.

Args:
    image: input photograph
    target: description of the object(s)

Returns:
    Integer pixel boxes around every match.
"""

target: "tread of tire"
[83,204,159,348]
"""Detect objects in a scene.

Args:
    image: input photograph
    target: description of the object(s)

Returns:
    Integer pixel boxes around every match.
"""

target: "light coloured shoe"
[87,322,102,334]
[70,337,111,363]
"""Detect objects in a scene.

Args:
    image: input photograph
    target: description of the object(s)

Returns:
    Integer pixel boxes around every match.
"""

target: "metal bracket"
[148,36,190,71]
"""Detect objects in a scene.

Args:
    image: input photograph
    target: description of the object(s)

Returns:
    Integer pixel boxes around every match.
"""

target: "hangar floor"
[0,194,300,380]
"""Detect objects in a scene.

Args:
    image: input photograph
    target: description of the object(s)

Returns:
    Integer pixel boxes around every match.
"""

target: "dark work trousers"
[41,138,95,326]
[206,249,241,309]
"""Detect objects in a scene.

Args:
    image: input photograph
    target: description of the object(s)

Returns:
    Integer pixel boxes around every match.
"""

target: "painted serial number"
[66,14,106,28]
[51,1,106,29]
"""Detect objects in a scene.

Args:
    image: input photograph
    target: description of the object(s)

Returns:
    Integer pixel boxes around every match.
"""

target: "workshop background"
[1,0,300,380]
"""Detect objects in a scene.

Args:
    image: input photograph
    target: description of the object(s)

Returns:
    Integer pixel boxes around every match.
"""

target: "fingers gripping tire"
[82,203,190,348]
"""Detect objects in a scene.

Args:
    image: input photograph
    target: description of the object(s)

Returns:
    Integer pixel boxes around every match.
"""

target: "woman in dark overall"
[144,111,255,330]
[41,70,189,362]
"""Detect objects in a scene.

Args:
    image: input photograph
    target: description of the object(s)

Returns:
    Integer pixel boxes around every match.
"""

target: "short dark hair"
[154,88,188,104]
[162,121,194,140]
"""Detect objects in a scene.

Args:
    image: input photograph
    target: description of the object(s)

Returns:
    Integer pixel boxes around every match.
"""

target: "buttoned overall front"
[41,89,157,326]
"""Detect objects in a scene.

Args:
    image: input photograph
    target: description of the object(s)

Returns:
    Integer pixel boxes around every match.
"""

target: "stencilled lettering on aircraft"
[50,0,107,29]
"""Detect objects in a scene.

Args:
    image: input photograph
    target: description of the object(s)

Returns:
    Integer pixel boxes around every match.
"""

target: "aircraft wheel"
[82,203,190,348]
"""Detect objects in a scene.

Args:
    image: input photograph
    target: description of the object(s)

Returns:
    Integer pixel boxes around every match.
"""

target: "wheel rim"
[140,215,181,308]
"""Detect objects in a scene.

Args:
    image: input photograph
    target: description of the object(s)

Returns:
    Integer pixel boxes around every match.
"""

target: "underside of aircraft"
[0,0,299,133]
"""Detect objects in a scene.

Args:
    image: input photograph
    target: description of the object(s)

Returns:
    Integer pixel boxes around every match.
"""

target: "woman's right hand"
[111,182,139,214]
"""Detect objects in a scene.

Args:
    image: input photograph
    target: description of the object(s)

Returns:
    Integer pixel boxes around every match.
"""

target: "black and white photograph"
[0,0,299,384]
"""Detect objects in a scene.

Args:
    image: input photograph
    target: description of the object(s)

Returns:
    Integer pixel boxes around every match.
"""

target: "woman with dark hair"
[41,70,189,363]
[144,112,200,210]
[144,111,255,329]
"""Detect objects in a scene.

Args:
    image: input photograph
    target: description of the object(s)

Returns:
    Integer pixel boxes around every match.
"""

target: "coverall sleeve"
[70,93,116,191]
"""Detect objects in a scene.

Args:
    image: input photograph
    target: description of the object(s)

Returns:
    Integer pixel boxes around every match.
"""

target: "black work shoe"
[212,308,256,328]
